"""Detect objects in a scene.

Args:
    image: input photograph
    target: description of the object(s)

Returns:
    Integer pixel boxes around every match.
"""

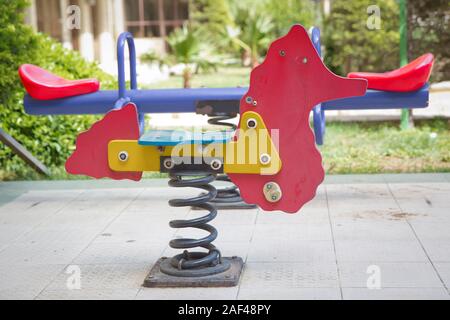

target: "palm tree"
[227,1,274,68]
[142,24,218,88]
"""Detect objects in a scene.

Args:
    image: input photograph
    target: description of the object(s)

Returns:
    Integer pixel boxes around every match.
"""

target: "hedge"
[0,1,116,180]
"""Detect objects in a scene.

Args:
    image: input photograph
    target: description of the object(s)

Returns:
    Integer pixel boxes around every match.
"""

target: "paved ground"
[0,174,449,300]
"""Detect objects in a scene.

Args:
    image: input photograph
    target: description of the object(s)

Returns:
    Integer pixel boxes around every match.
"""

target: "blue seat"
[138,130,233,146]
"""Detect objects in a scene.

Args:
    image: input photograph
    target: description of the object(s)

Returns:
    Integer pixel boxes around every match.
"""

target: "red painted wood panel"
[228,25,367,213]
[65,103,142,181]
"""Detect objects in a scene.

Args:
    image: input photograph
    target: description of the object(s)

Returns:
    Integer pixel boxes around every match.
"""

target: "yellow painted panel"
[108,111,281,175]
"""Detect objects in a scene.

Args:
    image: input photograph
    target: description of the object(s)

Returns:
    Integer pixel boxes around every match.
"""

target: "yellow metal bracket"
[108,111,282,175]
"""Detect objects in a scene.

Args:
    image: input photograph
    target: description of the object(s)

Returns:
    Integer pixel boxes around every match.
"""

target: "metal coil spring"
[207,113,242,202]
[161,171,230,277]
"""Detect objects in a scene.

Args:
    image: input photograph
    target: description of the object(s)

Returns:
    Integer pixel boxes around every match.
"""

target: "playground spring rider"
[19,24,433,287]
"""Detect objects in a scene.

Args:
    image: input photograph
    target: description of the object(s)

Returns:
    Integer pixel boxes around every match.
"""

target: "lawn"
[1,67,449,180]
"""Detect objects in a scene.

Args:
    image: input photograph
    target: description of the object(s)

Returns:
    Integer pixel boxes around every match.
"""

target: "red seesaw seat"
[18,64,100,100]
[348,53,434,92]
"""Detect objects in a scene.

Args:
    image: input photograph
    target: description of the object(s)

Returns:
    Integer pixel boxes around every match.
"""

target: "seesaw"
[19,24,432,287]
[309,27,434,145]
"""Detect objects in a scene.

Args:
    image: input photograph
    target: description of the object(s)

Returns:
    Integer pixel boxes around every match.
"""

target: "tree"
[407,0,449,82]
[323,0,400,76]
[0,0,116,179]
[142,24,219,88]
[190,0,234,38]
[266,0,315,35]
[227,0,274,68]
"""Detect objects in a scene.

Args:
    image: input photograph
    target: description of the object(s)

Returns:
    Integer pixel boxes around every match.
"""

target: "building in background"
[24,0,189,78]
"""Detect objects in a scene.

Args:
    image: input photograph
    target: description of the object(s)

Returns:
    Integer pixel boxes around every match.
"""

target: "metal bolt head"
[163,158,175,169]
[246,118,257,129]
[260,153,271,165]
[303,57,308,64]
[252,100,258,106]
[210,159,222,170]
[118,151,128,162]
[245,96,253,104]
[263,182,282,203]
[279,50,286,56]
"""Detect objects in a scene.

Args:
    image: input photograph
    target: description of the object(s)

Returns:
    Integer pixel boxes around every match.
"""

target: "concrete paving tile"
[45,263,150,291]
[434,263,450,289]
[256,208,329,224]
[175,225,254,243]
[238,288,341,300]
[335,240,428,262]
[252,223,332,242]
[0,224,35,246]
[326,184,402,221]
[0,241,88,266]
[241,262,339,288]
[247,240,335,263]
[325,174,386,184]
[332,220,417,241]
[409,221,450,240]
[339,262,444,288]
[383,174,449,183]
[13,225,102,245]
[36,288,140,300]
[0,264,65,299]
[163,241,250,262]
[421,240,450,262]
[73,242,165,265]
[342,288,449,300]
[186,209,257,226]
[136,287,239,300]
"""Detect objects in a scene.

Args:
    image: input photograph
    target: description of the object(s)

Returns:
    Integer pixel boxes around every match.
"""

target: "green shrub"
[323,0,400,76]
[0,1,116,180]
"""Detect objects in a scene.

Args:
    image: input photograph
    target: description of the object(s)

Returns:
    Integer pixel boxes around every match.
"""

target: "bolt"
[245,96,253,104]
[210,159,222,170]
[279,50,286,56]
[246,118,257,129]
[260,153,271,165]
[303,57,308,64]
[118,151,128,162]
[263,182,282,203]
[252,100,258,106]
[163,158,175,170]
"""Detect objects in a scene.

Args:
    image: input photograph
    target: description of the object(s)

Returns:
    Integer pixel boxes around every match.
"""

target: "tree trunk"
[241,50,251,67]
[251,53,259,69]
[183,67,192,89]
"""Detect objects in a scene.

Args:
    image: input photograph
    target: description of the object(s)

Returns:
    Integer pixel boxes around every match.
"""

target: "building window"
[125,0,189,38]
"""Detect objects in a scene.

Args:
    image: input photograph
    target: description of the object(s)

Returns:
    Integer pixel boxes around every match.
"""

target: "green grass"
[2,67,449,180]
[320,118,450,174]
[142,66,250,89]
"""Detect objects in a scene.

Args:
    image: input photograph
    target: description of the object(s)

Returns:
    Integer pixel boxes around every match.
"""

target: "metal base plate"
[143,256,244,288]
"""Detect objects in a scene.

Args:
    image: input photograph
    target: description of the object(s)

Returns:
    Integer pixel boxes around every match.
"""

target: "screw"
[252,100,258,106]
[303,57,308,64]
[118,151,128,162]
[245,96,253,104]
[266,183,272,190]
[279,50,286,56]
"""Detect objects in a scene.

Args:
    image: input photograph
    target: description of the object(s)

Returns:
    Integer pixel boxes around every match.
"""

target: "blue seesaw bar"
[23,84,429,116]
